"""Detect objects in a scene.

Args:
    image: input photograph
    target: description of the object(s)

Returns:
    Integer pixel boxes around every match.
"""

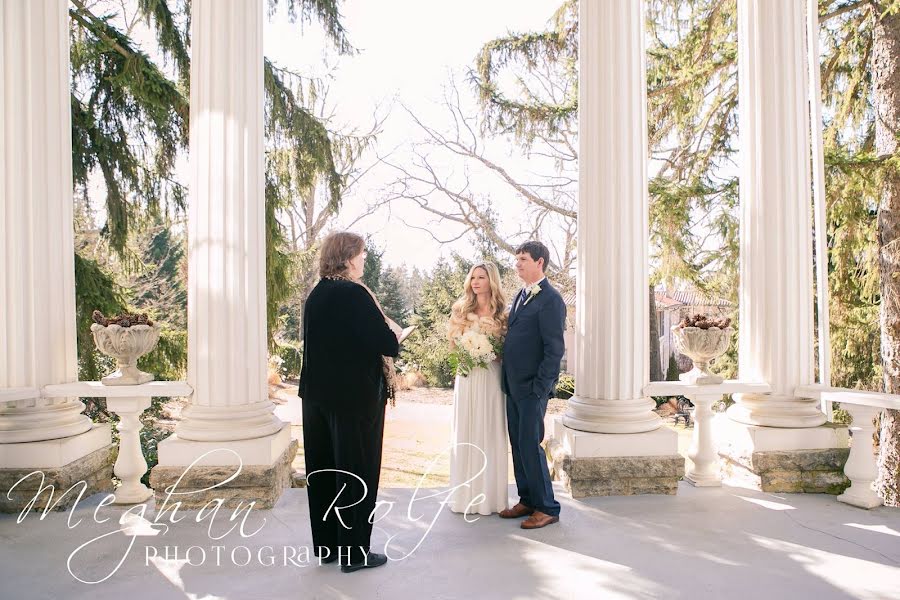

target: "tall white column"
[0,1,93,443]
[174,0,282,442]
[728,0,825,428]
[564,0,661,434]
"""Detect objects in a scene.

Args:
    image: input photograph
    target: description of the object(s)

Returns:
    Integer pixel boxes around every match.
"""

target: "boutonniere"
[523,282,542,306]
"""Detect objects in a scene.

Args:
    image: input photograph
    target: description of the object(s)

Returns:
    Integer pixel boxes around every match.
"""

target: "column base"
[0,424,115,513]
[150,426,297,509]
[837,487,884,509]
[728,393,827,428]
[175,400,285,442]
[716,417,850,493]
[685,471,722,487]
[546,417,683,498]
[563,396,663,433]
[0,397,94,444]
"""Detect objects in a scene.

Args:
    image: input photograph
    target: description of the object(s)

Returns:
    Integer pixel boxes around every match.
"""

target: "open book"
[398,325,417,344]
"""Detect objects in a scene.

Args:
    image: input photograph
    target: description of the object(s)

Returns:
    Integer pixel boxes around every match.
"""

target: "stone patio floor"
[1,479,898,600]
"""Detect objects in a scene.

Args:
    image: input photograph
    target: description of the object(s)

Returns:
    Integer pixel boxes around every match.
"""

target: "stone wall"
[150,439,299,510]
[719,448,850,494]
[547,439,684,498]
[0,444,116,513]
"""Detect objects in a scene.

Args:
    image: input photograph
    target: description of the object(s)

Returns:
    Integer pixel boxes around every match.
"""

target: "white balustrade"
[796,385,900,509]
[645,381,771,487]
[43,381,192,505]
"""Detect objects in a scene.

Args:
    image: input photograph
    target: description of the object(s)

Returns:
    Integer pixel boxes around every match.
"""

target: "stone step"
[291,470,307,488]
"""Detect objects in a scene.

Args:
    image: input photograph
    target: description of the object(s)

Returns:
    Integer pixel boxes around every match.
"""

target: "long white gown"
[448,357,509,515]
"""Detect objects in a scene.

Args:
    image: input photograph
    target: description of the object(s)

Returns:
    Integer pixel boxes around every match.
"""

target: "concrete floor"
[1,481,898,600]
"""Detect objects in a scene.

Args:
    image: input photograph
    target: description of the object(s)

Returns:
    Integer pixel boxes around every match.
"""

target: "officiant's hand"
[386,318,403,340]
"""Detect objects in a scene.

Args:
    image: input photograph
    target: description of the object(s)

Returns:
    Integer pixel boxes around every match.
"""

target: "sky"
[83,0,567,272]
[262,0,564,270]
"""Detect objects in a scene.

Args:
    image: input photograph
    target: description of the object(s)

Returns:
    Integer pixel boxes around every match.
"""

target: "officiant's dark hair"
[319,231,365,278]
[515,240,550,272]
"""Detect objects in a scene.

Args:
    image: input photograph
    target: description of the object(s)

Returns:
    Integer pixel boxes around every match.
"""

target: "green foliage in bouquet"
[449,334,503,378]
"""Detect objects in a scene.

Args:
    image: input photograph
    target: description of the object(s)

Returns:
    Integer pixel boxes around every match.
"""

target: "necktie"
[515,287,528,311]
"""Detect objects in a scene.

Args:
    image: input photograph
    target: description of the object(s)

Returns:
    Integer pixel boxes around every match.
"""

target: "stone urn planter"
[671,315,734,385]
[90,311,160,386]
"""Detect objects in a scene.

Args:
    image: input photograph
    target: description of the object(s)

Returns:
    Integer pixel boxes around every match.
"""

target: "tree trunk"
[873,3,900,507]
[649,286,664,381]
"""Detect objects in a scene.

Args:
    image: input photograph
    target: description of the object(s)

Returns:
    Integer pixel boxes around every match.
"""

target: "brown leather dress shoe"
[498,503,534,519]
[521,511,560,529]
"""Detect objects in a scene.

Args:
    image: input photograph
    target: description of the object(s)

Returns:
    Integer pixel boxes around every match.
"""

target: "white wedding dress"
[448,345,509,516]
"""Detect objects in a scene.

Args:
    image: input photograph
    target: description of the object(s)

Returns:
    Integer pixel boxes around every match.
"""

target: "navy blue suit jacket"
[501,278,566,401]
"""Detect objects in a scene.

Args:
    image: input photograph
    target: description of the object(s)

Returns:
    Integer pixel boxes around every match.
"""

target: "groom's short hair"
[515,240,550,272]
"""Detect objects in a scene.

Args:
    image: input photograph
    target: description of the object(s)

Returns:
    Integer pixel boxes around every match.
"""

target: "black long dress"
[298,278,399,563]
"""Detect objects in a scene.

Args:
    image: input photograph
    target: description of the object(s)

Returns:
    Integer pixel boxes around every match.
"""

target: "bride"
[446,262,509,515]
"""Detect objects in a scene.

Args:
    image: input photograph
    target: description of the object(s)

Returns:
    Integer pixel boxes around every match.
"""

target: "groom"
[500,241,565,529]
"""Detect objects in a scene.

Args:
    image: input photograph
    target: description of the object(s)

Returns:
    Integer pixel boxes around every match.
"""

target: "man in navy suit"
[500,241,565,529]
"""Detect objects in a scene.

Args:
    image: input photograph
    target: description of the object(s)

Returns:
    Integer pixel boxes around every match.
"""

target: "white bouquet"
[449,329,502,377]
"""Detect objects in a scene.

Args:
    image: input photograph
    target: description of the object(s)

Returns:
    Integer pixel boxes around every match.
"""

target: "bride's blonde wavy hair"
[448,262,508,341]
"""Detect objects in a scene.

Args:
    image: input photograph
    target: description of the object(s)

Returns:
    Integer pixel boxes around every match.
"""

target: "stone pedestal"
[716,416,850,493]
[150,429,297,510]
[547,417,683,497]
[0,424,115,513]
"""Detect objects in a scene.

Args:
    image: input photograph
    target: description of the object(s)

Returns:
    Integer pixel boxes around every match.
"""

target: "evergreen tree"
[380,267,410,325]
[402,256,472,387]
[362,237,384,294]
[69,0,356,367]
[666,354,681,382]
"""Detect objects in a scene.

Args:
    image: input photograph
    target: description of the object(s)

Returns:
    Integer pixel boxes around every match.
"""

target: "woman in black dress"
[299,231,400,573]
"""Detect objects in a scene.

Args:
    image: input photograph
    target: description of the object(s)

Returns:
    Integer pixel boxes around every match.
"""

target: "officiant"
[298,231,400,573]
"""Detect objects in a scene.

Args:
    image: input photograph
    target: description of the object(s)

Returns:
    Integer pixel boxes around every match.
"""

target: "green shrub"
[832,404,852,425]
[273,341,303,380]
[556,373,575,399]
[665,354,681,381]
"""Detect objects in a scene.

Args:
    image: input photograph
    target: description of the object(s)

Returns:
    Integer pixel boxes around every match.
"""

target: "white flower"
[523,282,542,305]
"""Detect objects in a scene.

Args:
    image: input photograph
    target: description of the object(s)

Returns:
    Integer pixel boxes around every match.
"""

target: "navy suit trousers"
[506,392,560,517]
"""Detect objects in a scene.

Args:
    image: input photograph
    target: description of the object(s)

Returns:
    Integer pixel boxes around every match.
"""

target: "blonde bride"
[446,262,509,515]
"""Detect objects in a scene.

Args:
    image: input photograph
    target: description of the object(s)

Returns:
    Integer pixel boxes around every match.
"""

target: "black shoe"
[340,552,388,573]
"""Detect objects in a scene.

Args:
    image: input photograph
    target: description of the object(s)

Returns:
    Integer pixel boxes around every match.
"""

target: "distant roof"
[665,290,732,307]
[561,289,731,309]
[654,292,684,308]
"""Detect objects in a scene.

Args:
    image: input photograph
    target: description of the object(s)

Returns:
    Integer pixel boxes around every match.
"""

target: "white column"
[172,0,283,444]
[0,1,93,444]
[564,0,661,434]
[728,0,825,428]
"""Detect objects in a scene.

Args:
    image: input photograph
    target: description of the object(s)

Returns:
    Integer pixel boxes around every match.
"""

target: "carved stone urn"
[671,325,734,385]
[91,322,160,385]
